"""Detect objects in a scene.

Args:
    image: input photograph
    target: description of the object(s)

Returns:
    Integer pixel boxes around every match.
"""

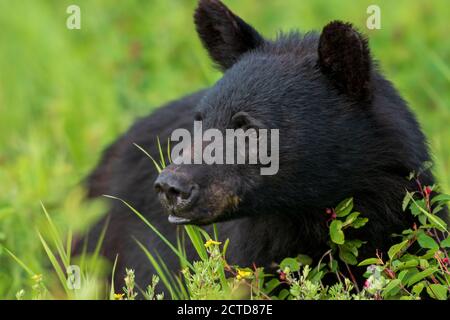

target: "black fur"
[318,21,371,100]
[76,0,446,293]
[194,0,264,71]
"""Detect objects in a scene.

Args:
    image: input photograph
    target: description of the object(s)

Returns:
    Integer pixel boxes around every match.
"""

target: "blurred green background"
[0,0,449,299]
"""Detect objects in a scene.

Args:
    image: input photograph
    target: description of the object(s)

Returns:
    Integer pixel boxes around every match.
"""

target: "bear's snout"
[154,170,199,224]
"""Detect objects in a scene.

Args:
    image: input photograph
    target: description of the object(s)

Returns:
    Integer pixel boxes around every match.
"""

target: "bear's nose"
[154,173,199,213]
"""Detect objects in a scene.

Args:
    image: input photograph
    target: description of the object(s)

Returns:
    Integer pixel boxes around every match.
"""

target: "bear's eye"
[194,112,203,122]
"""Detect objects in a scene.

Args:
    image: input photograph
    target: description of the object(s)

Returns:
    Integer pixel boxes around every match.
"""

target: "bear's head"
[154,0,399,225]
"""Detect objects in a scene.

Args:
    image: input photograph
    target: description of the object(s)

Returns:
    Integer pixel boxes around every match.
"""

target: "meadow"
[0,0,449,299]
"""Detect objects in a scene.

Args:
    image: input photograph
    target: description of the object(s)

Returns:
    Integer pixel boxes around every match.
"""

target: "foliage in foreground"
[9,170,450,300]
[8,138,450,300]
[146,176,450,300]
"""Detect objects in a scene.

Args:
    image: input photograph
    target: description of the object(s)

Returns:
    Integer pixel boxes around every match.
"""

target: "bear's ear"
[318,21,372,100]
[194,0,265,71]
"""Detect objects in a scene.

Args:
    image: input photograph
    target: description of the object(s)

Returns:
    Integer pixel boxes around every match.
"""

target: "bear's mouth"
[167,213,219,226]
[168,214,192,225]
[166,207,224,226]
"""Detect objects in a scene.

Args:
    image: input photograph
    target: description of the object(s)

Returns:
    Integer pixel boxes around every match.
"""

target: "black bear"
[79,0,444,292]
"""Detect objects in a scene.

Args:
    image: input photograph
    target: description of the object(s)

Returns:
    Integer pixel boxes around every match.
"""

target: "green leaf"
[264,278,281,295]
[440,236,450,248]
[342,212,360,227]
[407,267,438,286]
[431,194,450,204]
[339,248,357,265]
[358,258,382,266]
[417,233,439,250]
[432,204,445,215]
[329,260,339,272]
[388,240,409,260]
[309,270,324,283]
[419,259,429,269]
[335,198,353,217]
[330,220,345,245]
[402,229,413,235]
[410,197,447,231]
[392,259,419,271]
[411,282,425,296]
[398,268,422,287]
[402,192,413,212]
[392,259,402,268]
[346,239,364,249]
[397,270,409,282]
[426,284,448,300]
[352,217,369,229]
[278,289,290,300]
[382,279,401,298]
[297,254,313,266]
[342,241,359,257]
[307,263,326,283]
[280,257,300,272]
[419,249,438,260]
[426,214,448,232]
[418,214,427,225]
[410,199,425,216]
[347,246,358,258]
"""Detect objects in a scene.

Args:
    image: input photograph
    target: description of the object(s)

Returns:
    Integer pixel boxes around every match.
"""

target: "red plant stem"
[345,263,360,293]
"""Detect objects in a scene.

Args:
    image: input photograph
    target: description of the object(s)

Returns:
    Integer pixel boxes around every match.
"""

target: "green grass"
[0,0,449,299]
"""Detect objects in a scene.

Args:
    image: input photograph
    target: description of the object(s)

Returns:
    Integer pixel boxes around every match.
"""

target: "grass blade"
[133,143,162,173]
[184,225,208,261]
[37,230,71,297]
[109,254,119,300]
[156,136,166,169]
[4,248,35,276]
[155,251,185,299]
[135,239,177,299]
[103,195,193,270]
[40,202,69,267]
[66,229,72,265]
[167,137,172,164]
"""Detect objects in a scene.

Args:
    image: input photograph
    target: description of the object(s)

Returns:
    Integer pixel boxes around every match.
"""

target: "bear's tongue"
[168,214,191,225]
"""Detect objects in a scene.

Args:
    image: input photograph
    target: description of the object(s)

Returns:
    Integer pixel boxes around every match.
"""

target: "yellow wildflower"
[113,293,124,300]
[236,268,253,280]
[204,239,222,248]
